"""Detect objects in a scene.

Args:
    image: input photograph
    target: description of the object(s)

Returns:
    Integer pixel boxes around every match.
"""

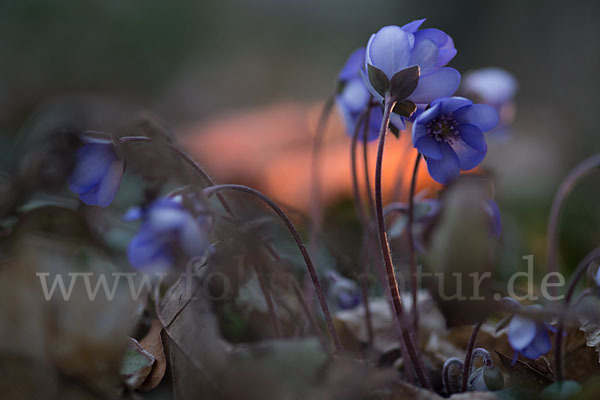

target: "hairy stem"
[309,95,335,255]
[351,110,370,227]
[547,154,600,296]
[408,153,422,331]
[375,94,430,388]
[555,246,600,380]
[362,102,376,217]
[203,184,343,352]
[461,319,484,392]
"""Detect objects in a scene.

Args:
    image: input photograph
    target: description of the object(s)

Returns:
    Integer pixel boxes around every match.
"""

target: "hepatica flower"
[508,308,553,361]
[125,196,212,271]
[364,19,460,116]
[326,270,361,310]
[336,48,397,139]
[68,135,124,207]
[462,68,518,134]
[412,97,499,184]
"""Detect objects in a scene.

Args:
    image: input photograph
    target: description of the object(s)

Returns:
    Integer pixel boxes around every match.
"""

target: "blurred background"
[2,0,600,273]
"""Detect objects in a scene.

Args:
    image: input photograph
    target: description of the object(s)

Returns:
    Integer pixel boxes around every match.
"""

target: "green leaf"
[367,64,390,98]
[390,65,420,100]
[392,100,417,118]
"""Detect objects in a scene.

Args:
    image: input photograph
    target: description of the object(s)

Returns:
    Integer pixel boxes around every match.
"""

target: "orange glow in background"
[183,100,441,212]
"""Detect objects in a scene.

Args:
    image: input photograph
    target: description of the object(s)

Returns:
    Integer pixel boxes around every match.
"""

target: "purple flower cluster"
[125,196,213,271]
[507,306,554,361]
[337,19,512,184]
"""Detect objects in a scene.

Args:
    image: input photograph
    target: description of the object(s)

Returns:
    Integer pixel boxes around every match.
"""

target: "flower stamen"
[427,114,460,144]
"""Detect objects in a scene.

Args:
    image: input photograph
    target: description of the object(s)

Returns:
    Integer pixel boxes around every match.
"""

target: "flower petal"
[68,143,115,193]
[454,104,499,132]
[414,28,450,47]
[339,78,370,112]
[450,138,486,170]
[127,228,172,270]
[521,326,551,359]
[401,18,426,33]
[415,136,443,160]
[179,218,210,257]
[458,123,487,152]
[95,160,123,207]
[462,67,518,105]
[412,102,441,142]
[508,315,537,351]
[339,48,366,82]
[438,96,472,113]
[389,111,406,132]
[437,47,457,68]
[409,39,439,75]
[148,207,189,233]
[78,183,101,206]
[367,26,413,78]
[424,142,460,184]
[124,207,142,221]
[408,67,461,104]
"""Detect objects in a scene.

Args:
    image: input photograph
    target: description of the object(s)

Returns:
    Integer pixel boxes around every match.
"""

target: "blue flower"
[508,310,553,361]
[336,48,400,139]
[125,196,212,271]
[326,270,361,310]
[462,68,518,135]
[364,19,460,106]
[68,136,124,207]
[412,97,499,184]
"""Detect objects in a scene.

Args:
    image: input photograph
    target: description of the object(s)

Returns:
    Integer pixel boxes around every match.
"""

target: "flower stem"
[351,110,370,227]
[350,106,375,351]
[547,154,600,296]
[375,94,430,388]
[119,136,235,216]
[203,184,343,352]
[461,319,484,392]
[555,246,600,380]
[309,95,335,255]
[408,153,422,331]
[121,136,328,349]
[362,102,376,217]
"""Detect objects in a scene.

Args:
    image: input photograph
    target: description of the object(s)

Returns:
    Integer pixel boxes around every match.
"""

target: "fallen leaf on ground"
[139,319,166,391]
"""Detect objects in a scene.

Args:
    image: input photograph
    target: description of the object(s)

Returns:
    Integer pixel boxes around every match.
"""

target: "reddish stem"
[547,154,600,296]
[203,184,343,352]
[407,153,422,331]
[374,94,430,388]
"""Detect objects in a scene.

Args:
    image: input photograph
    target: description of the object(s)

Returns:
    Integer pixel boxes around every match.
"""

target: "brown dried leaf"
[495,351,554,390]
[158,273,231,398]
[120,338,155,390]
[139,319,166,391]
